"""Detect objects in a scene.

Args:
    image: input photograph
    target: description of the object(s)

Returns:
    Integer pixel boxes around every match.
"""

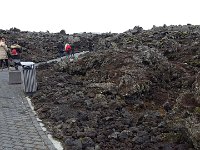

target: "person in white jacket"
[0,37,9,70]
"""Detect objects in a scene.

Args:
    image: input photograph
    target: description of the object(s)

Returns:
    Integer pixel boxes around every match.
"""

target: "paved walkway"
[36,51,89,66]
[0,70,57,150]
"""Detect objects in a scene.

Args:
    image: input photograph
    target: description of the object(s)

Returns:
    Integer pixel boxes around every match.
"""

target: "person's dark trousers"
[59,51,65,60]
[71,50,75,57]
[59,52,64,57]
[0,59,9,69]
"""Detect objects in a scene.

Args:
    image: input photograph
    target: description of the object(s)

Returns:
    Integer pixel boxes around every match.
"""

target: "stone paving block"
[13,145,24,149]
[21,139,35,145]
[24,140,34,144]
[23,143,35,148]
[1,139,13,145]
[10,136,21,140]
[8,126,17,130]
[1,133,11,137]
[8,131,19,137]
[25,148,34,150]
[33,141,46,146]
[1,143,14,148]
[27,130,39,134]
[31,137,43,142]
[0,137,11,141]
[2,148,14,150]
[12,141,24,146]
[35,145,48,150]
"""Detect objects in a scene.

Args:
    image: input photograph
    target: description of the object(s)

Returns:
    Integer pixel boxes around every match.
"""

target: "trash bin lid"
[21,62,35,66]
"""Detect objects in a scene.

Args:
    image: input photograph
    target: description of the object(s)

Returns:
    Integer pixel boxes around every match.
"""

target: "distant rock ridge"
[0,24,200,63]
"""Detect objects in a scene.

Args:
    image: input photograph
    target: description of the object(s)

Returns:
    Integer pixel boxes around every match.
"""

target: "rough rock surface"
[2,25,200,149]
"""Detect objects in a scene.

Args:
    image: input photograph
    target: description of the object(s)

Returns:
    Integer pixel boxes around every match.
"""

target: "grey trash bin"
[21,62,37,93]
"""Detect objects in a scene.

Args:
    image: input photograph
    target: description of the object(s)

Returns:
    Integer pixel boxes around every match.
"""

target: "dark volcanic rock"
[24,24,200,149]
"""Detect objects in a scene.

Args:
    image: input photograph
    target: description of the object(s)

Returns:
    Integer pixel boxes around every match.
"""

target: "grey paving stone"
[0,71,57,150]
[34,145,48,149]
[23,143,35,148]
[0,137,11,141]
[1,143,14,148]
[31,137,43,142]
[19,136,32,140]
[8,131,19,137]
[23,140,34,144]
[2,148,14,150]
[33,141,46,146]
[10,136,21,140]
[13,145,24,149]
[8,126,17,130]
[24,148,34,150]
[21,139,36,145]
[1,133,11,137]
[1,140,13,145]
[12,141,24,146]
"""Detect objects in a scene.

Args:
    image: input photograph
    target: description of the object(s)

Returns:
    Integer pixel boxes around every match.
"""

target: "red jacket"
[65,44,71,52]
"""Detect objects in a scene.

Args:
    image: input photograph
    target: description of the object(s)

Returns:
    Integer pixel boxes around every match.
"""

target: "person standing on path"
[57,41,65,61]
[10,43,22,70]
[65,43,72,62]
[71,44,75,58]
[0,37,9,70]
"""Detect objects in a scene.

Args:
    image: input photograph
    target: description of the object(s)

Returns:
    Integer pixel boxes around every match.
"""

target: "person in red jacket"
[65,43,71,62]
[10,43,22,70]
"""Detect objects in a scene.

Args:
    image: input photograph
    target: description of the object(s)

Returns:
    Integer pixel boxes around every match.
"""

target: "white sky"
[1,0,200,34]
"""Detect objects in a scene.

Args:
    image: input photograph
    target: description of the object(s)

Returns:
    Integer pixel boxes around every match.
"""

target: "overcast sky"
[1,0,200,34]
